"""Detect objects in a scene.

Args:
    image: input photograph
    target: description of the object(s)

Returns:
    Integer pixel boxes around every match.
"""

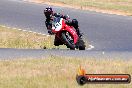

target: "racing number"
[54,22,61,29]
[53,20,62,31]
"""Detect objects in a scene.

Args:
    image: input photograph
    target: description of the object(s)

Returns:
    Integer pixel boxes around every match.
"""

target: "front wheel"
[61,32,75,50]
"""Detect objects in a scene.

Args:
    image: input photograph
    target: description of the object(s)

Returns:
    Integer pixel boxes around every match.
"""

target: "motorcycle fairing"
[63,25,79,44]
[52,17,79,44]
[52,18,63,32]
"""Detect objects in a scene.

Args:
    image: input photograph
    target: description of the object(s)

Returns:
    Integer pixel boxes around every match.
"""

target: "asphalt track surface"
[0,0,132,59]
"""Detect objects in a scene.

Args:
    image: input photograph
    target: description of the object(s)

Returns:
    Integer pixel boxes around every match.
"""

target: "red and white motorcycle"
[51,17,86,50]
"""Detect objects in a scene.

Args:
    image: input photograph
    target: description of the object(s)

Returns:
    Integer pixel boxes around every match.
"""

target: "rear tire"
[78,38,86,50]
[61,32,75,50]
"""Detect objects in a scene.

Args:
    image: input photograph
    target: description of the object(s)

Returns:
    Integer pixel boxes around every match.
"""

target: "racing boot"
[75,28,82,38]
[72,19,82,37]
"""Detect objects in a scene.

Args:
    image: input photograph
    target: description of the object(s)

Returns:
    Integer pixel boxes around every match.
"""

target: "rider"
[44,7,82,37]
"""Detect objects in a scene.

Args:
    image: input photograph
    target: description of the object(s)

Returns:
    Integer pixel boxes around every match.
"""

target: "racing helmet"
[44,7,53,17]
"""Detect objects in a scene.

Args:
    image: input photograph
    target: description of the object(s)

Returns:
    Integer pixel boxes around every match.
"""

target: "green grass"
[39,0,132,15]
[0,56,131,88]
[0,26,66,49]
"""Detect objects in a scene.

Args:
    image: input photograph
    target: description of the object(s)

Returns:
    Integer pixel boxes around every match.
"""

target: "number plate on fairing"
[52,17,63,31]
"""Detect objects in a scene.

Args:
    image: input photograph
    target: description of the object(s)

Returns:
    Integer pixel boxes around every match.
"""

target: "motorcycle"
[51,17,86,50]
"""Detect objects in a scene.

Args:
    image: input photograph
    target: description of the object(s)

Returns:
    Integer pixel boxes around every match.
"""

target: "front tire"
[61,32,75,50]
[54,36,63,46]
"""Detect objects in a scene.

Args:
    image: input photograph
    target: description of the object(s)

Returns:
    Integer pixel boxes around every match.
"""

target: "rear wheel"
[77,38,86,50]
[61,32,75,50]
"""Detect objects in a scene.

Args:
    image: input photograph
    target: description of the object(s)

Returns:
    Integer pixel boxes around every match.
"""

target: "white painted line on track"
[102,51,105,55]
[87,44,95,50]
[0,25,49,37]
[1,25,95,50]
[28,31,33,33]
[18,29,22,31]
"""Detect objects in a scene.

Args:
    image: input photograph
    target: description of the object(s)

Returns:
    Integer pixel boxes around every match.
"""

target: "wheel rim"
[65,32,74,45]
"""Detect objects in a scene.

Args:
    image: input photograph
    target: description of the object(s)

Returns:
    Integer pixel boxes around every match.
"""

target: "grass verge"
[0,26,66,49]
[32,0,132,16]
[0,56,132,88]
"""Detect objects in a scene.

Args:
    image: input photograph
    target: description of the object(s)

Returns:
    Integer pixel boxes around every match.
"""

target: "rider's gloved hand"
[48,30,54,35]
[79,33,83,38]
